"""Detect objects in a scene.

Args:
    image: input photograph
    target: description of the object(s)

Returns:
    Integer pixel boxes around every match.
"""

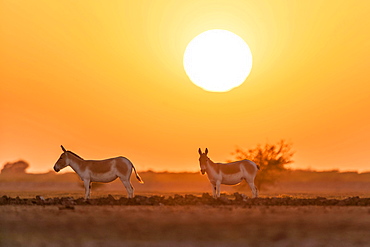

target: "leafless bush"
[232,140,294,190]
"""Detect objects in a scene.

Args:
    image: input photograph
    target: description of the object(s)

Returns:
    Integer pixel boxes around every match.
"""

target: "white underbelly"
[221,174,243,185]
[90,171,118,183]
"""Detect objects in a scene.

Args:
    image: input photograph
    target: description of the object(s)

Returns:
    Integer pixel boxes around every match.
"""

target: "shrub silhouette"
[231,140,294,190]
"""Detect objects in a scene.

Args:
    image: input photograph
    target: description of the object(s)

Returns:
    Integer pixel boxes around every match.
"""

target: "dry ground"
[1,205,370,247]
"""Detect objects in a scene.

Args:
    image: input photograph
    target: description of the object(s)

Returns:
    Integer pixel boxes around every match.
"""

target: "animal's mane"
[67,151,84,160]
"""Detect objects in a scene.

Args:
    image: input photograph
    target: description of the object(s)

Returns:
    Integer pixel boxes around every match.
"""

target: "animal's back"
[115,156,133,175]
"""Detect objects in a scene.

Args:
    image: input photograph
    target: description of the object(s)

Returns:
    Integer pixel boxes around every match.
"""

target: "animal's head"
[53,145,69,172]
[198,148,209,175]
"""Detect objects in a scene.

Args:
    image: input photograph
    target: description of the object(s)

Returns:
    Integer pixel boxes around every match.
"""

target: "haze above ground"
[1,1,369,173]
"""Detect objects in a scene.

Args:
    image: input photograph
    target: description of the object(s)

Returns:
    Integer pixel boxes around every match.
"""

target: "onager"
[53,145,143,199]
[198,148,259,198]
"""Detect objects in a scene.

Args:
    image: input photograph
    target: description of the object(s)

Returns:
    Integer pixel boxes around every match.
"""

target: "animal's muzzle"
[54,166,60,172]
[201,169,205,175]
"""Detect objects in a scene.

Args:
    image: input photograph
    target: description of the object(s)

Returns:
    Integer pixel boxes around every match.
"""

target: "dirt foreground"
[1,202,370,246]
[2,193,370,206]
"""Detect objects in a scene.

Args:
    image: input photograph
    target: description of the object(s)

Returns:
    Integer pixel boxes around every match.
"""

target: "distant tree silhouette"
[231,140,294,190]
[1,160,29,174]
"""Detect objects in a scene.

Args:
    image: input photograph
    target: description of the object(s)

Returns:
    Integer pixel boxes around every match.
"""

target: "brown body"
[198,148,259,198]
[54,146,143,199]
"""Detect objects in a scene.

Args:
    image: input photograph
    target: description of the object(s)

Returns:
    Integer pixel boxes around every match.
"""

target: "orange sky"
[1,1,369,173]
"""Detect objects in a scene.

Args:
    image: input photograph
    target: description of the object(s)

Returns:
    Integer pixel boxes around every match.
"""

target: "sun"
[183,29,252,92]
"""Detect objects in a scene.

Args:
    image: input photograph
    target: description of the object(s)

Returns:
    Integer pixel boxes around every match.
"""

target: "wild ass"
[198,148,259,198]
[53,146,143,199]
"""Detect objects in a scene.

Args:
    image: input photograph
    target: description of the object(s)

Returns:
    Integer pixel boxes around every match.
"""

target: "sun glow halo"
[183,30,252,92]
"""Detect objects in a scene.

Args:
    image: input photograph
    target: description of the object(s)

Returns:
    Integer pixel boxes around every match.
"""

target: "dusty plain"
[1,194,370,247]
[2,171,370,246]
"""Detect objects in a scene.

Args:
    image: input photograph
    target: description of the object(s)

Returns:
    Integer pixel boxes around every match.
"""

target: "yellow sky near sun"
[1,1,370,173]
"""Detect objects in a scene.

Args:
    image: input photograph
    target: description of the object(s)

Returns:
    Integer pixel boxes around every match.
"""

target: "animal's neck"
[67,155,85,175]
[207,158,215,166]
[206,158,218,176]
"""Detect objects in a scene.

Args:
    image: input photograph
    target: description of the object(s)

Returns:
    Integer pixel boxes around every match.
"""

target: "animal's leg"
[247,181,258,198]
[84,179,91,200]
[120,178,134,198]
[216,180,221,198]
[211,182,217,198]
[255,185,259,198]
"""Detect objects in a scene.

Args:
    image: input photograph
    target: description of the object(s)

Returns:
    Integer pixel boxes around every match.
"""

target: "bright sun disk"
[183,29,253,92]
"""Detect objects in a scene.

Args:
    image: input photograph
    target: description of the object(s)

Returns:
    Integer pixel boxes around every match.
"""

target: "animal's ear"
[205,148,208,155]
[61,145,67,152]
[198,148,202,155]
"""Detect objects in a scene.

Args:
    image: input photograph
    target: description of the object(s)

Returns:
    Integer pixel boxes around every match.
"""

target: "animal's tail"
[132,165,144,184]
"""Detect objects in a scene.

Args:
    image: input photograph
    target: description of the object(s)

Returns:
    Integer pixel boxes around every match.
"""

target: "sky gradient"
[1,1,369,173]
